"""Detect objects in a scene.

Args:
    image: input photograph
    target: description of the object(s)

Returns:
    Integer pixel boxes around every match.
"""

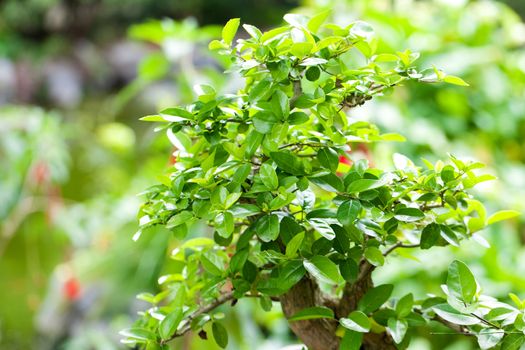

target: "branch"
[470,313,501,329]
[161,291,280,344]
[349,242,420,288]
[289,79,302,109]
[383,242,420,257]
[278,142,325,150]
[357,261,375,283]
[414,309,473,336]
[161,291,236,344]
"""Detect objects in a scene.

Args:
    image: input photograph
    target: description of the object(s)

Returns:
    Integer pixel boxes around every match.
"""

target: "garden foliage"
[124,13,522,350]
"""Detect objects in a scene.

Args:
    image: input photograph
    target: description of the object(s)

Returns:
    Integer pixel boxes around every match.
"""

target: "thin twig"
[383,242,420,257]
[469,313,501,329]
[162,291,236,344]
[161,291,280,344]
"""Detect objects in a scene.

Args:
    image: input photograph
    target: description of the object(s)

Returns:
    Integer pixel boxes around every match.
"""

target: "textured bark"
[280,277,340,350]
[362,332,396,350]
[280,263,396,350]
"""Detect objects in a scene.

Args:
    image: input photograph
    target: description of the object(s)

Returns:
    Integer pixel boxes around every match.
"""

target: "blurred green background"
[1,0,524,349]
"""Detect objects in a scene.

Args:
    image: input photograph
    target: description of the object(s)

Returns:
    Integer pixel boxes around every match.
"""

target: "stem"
[161,291,280,344]
[469,313,501,329]
[383,242,420,256]
[414,309,472,336]
[279,142,325,150]
[161,291,237,344]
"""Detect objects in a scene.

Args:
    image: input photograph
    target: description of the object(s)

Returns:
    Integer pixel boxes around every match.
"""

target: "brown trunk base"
[280,272,396,350]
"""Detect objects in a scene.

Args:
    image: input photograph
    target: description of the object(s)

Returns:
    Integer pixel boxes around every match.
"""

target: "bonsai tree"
[123,13,523,350]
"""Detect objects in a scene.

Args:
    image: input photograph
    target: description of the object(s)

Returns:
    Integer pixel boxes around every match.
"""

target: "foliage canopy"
[123,13,522,350]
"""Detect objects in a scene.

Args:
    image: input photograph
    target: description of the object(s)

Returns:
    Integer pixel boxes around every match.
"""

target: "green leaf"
[501,333,525,350]
[301,59,328,67]
[267,59,290,81]
[260,163,279,190]
[271,90,290,118]
[358,284,393,314]
[283,13,308,28]
[222,18,240,45]
[420,223,440,249]
[443,75,469,86]
[230,248,249,272]
[337,200,361,227]
[193,84,216,102]
[244,130,263,157]
[468,217,485,233]
[280,216,304,243]
[440,165,455,183]
[224,193,241,209]
[290,42,314,58]
[309,173,344,192]
[396,293,414,318]
[332,224,350,253]
[308,173,344,192]
[317,147,339,172]
[215,212,234,238]
[477,328,504,350]
[373,53,399,62]
[394,207,425,222]
[230,204,260,218]
[364,246,384,266]
[211,186,228,207]
[387,318,408,344]
[139,115,169,122]
[119,328,156,342]
[278,260,306,290]
[243,24,263,39]
[350,21,374,40]
[487,210,520,225]
[288,306,335,321]
[347,178,383,193]
[201,251,224,276]
[303,255,343,285]
[167,211,193,228]
[261,26,289,43]
[270,151,306,175]
[306,209,337,219]
[340,329,363,350]
[340,311,371,333]
[248,78,272,101]
[307,10,331,32]
[212,322,228,348]
[509,293,524,309]
[255,214,280,242]
[440,225,460,247]
[159,107,194,119]
[308,218,336,240]
[286,231,305,257]
[231,163,251,184]
[305,66,321,81]
[159,308,183,340]
[431,304,479,325]
[253,112,279,134]
[209,39,227,51]
[447,260,478,304]
[378,133,406,142]
[339,258,358,282]
[288,111,309,125]
[171,223,188,239]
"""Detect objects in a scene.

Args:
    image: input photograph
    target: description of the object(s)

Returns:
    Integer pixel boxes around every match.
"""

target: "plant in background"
[124,13,522,350]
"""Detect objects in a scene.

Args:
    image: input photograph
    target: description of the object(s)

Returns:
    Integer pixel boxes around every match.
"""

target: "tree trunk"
[280,277,340,350]
[280,270,396,350]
